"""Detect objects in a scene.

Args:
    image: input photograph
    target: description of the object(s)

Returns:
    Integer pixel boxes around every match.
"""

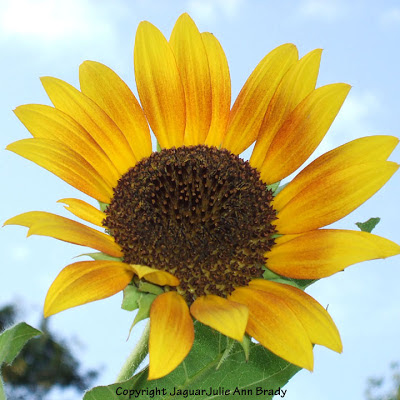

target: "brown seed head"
[104,145,277,303]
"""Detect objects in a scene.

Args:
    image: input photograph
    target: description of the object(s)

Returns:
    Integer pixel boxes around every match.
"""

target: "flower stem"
[115,321,150,382]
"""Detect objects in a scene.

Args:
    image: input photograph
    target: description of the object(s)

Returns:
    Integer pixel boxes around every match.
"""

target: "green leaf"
[0,323,42,366]
[84,323,300,400]
[79,252,123,262]
[356,217,381,233]
[0,377,6,400]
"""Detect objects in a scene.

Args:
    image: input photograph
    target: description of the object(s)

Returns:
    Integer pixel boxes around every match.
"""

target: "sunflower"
[5,13,400,381]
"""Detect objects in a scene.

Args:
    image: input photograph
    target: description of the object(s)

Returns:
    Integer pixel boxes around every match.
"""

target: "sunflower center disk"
[104,145,277,303]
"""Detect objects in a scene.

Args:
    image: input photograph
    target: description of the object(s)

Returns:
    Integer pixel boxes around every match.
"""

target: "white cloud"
[299,0,343,21]
[380,7,400,27]
[188,0,243,23]
[10,245,30,261]
[334,91,380,139]
[0,0,114,42]
[317,91,380,155]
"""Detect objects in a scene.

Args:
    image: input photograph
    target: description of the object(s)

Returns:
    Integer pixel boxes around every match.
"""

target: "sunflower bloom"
[5,13,400,380]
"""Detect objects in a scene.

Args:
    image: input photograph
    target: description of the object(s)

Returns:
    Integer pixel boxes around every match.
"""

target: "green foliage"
[0,323,41,367]
[356,217,381,233]
[0,320,41,400]
[0,305,98,400]
[365,362,400,400]
[84,322,300,400]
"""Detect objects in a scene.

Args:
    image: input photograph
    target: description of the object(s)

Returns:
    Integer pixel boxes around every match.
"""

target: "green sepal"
[156,142,162,152]
[121,285,142,311]
[122,283,163,312]
[84,322,301,400]
[266,181,289,196]
[356,217,381,233]
[138,281,164,296]
[216,338,235,370]
[262,267,316,290]
[240,334,251,361]
[98,201,109,212]
[266,181,280,193]
[273,182,288,195]
[78,252,123,262]
[128,294,157,337]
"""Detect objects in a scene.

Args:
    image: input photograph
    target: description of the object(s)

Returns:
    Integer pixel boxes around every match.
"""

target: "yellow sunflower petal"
[79,61,152,162]
[274,135,399,213]
[229,287,314,371]
[249,280,342,352]
[57,198,106,227]
[41,76,136,176]
[149,291,194,380]
[134,21,185,149]
[170,14,212,145]
[203,32,231,148]
[4,211,123,258]
[260,83,351,184]
[222,43,298,155]
[267,229,400,279]
[130,265,180,286]
[44,260,133,317]
[275,161,398,233]
[6,138,113,203]
[250,49,322,170]
[190,295,248,341]
[14,104,119,188]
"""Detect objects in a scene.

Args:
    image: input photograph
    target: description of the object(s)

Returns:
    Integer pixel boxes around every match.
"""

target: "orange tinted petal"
[44,260,133,317]
[250,49,322,170]
[260,83,351,184]
[14,104,119,188]
[41,76,136,176]
[203,32,231,147]
[79,61,152,162]
[223,43,298,155]
[6,138,113,203]
[274,135,399,212]
[130,265,179,286]
[149,292,194,380]
[4,211,123,258]
[229,286,313,371]
[134,21,185,149]
[267,229,400,279]
[170,14,212,145]
[249,280,342,352]
[190,295,248,341]
[58,198,106,227]
[275,161,398,233]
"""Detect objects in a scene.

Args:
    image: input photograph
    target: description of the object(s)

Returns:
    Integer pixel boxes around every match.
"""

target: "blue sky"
[1,0,399,399]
